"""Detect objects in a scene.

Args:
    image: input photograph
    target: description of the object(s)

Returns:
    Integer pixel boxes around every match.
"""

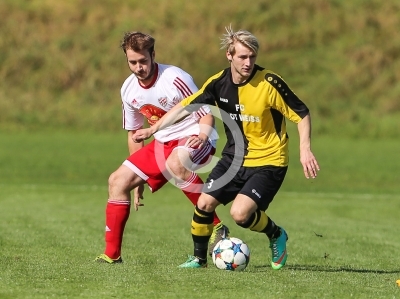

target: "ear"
[226,51,232,62]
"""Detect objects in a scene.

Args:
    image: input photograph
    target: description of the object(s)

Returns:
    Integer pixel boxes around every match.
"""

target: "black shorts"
[202,155,288,211]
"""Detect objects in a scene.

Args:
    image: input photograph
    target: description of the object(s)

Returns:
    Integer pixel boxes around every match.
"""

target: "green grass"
[0,132,400,298]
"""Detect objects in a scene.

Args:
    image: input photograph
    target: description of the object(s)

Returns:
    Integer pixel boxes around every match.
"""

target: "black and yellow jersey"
[180,65,309,167]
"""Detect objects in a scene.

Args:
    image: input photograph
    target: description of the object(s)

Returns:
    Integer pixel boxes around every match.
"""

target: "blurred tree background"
[0,0,399,138]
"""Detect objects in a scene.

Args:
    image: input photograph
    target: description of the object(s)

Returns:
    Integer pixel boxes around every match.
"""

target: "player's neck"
[232,74,249,84]
[231,68,250,84]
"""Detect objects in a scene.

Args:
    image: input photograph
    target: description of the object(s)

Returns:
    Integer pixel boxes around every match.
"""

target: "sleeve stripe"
[196,106,207,117]
[173,77,193,98]
[122,103,126,129]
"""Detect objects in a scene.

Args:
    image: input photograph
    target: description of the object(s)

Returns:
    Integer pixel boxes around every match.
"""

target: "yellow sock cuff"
[191,220,213,237]
[250,211,268,232]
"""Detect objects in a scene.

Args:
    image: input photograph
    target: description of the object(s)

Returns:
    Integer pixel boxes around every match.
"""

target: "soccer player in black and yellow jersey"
[132,25,320,270]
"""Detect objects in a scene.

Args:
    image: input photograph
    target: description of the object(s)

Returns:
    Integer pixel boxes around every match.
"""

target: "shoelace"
[270,239,279,257]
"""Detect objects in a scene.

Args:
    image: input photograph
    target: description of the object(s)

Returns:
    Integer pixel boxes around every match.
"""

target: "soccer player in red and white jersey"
[95,32,229,263]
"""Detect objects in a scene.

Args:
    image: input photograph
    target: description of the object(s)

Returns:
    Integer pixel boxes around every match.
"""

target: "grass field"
[0,131,399,298]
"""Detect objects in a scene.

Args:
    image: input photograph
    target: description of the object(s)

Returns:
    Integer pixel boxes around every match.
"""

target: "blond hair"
[220,25,259,55]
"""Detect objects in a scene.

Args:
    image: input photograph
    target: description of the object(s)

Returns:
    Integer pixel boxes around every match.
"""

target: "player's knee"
[108,170,129,192]
[196,196,207,211]
[230,209,250,226]
[108,171,119,190]
[197,195,219,213]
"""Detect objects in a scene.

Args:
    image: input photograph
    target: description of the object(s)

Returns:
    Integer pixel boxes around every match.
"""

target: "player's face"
[126,49,155,85]
[227,42,257,84]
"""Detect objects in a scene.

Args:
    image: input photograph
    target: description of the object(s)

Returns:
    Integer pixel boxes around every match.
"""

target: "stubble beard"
[135,58,155,83]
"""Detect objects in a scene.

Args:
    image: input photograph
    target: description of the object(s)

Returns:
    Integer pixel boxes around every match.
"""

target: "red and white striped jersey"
[121,63,217,144]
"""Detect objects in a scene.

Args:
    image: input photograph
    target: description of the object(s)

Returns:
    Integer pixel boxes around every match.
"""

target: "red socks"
[177,173,221,226]
[103,173,222,260]
[104,200,130,259]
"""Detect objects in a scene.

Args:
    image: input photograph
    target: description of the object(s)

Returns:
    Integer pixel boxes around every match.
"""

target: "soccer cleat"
[209,222,230,256]
[178,255,207,268]
[94,253,123,264]
[269,227,288,270]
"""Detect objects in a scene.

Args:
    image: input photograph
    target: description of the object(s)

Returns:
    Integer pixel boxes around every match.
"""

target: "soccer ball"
[212,237,250,271]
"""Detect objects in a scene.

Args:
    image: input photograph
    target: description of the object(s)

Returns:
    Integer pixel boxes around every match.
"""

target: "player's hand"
[132,128,153,143]
[185,135,206,149]
[300,149,320,179]
[133,185,144,211]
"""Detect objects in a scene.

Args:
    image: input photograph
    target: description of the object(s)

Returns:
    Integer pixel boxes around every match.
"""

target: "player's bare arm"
[297,113,320,179]
[128,129,144,153]
[128,130,145,210]
[185,113,215,149]
[132,103,191,142]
